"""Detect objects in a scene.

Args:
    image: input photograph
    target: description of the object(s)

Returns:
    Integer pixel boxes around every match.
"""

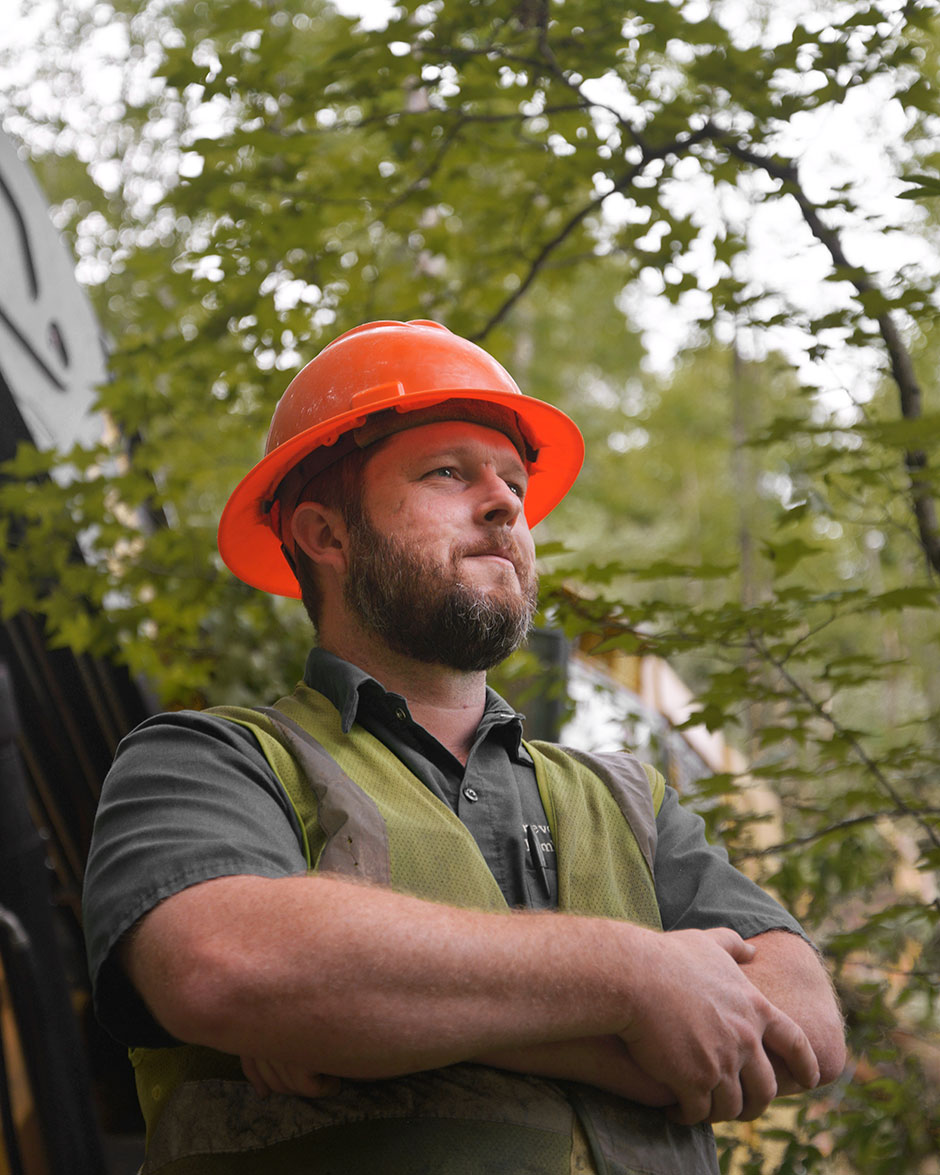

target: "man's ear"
[290,502,349,573]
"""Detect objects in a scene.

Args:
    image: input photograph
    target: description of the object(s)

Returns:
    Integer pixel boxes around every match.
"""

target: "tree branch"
[709,127,940,577]
[732,807,940,861]
[470,123,713,341]
[751,632,940,853]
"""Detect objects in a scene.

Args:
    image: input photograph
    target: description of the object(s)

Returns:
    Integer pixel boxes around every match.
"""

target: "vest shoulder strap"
[209,703,392,884]
[210,696,509,912]
[522,742,662,930]
[568,746,663,876]
[526,742,663,877]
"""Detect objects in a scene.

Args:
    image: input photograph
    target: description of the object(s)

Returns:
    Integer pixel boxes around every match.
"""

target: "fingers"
[664,1013,813,1125]
[666,1093,713,1127]
[666,1051,778,1126]
[256,1058,295,1096]
[763,1011,820,1092]
[240,1056,343,1100]
[737,1049,779,1121]
[667,1076,729,1127]
[706,1075,745,1125]
[241,1055,272,1098]
[664,1042,778,1126]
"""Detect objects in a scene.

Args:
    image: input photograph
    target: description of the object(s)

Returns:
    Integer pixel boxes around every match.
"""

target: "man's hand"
[739,929,846,1097]
[241,1056,343,1100]
[618,927,820,1125]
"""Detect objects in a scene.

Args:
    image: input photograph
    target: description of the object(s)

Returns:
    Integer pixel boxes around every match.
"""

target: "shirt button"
[463,787,480,803]
[395,708,407,722]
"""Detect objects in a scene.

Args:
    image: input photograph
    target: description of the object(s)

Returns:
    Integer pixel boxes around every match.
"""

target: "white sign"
[0,132,105,453]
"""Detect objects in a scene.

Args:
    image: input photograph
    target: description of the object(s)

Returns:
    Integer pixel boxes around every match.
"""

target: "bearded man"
[83,321,845,1175]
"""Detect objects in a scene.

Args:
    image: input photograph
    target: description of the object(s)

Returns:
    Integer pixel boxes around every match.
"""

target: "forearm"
[125,872,652,1078]
[739,930,846,1089]
[475,1036,674,1106]
[126,875,822,1125]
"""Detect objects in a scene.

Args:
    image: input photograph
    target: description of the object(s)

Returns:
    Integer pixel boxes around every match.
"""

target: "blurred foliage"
[1,0,939,1168]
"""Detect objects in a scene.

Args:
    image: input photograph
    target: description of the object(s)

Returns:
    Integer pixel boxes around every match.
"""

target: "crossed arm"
[122,871,845,1125]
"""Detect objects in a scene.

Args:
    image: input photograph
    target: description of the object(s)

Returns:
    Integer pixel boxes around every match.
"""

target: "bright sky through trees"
[3,0,933,409]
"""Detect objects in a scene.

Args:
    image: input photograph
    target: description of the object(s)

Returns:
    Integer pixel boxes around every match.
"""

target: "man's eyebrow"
[412,442,528,472]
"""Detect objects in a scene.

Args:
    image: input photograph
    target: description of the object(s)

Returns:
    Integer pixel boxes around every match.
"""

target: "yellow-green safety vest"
[131,683,718,1175]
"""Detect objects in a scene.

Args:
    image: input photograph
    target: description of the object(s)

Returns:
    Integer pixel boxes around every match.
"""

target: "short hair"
[288,446,371,629]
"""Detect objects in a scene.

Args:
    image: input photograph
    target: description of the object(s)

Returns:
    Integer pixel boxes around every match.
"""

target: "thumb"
[706,926,756,964]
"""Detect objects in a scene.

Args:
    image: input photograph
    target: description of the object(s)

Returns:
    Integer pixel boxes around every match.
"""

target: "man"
[83,319,845,1175]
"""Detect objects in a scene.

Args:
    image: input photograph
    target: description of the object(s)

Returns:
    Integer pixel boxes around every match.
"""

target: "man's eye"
[426,466,455,479]
[506,480,525,498]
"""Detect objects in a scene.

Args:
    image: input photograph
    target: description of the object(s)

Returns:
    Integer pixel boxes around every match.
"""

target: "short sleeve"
[82,711,308,1047]
[653,785,810,943]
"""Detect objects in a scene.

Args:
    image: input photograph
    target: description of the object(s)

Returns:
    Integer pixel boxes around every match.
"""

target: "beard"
[343,508,538,672]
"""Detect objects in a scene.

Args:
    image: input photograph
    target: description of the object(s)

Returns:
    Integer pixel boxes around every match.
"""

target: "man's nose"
[474,467,525,527]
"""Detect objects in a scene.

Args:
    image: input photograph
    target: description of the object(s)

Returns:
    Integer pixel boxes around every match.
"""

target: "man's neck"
[318,627,487,766]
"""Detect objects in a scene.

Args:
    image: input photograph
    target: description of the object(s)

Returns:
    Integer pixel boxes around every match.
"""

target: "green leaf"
[760,538,823,576]
[899,171,940,199]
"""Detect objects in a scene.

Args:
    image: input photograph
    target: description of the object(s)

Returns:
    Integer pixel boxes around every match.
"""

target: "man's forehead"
[374,420,528,467]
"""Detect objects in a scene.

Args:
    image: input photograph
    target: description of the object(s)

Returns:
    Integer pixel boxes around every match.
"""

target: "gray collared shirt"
[303,647,558,908]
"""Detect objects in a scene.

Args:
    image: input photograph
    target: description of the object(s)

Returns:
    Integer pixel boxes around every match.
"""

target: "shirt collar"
[302,646,530,759]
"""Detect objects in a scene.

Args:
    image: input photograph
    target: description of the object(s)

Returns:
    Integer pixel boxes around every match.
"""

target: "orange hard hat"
[218,319,584,598]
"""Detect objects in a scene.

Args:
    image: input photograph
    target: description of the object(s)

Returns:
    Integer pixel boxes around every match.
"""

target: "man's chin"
[458,582,530,615]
